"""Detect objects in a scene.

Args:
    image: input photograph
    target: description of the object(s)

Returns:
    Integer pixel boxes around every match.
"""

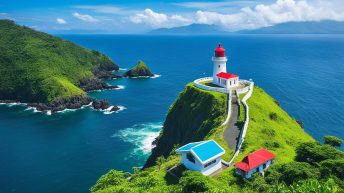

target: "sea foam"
[112,122,162,154]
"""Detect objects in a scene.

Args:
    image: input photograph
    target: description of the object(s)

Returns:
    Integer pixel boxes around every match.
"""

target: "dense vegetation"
[91,85,343,192]
[0,20,118,103]
[145,83,228,167]
[124,60,154,77]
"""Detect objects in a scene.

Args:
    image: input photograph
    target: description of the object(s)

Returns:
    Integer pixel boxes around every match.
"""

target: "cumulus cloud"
[195,0,344,31]
[73,12,98,22]
[56,18,67,24]
[129,9,191,28]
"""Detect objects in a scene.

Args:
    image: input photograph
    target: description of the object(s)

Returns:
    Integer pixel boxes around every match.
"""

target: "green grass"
[233,87,314,164]
[0,20,116,103]
[199,80,223,88]
[91,85,316,193]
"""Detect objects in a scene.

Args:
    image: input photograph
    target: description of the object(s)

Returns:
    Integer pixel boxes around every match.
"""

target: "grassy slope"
[91,85,315,192]
[0,20,116,103]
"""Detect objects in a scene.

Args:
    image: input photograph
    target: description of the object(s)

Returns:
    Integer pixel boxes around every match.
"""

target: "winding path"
[223,94,240,150]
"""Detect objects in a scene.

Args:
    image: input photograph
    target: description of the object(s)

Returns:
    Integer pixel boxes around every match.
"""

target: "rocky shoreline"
[0,96,119,114]
[0,66,123,114]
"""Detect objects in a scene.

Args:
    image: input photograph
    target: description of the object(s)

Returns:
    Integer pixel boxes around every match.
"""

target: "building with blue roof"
[175,140,225,176]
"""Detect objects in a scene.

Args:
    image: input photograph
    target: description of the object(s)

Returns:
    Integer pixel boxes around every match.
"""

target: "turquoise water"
[0,35,343,193]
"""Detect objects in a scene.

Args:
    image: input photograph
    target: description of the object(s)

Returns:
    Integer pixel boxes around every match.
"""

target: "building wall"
[212,57,227,84]
[243,159,273,178]
[201,157,222,176]
[181,153,222,176]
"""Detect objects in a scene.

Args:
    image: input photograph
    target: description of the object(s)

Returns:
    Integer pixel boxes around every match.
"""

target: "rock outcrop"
[123,60,154,77]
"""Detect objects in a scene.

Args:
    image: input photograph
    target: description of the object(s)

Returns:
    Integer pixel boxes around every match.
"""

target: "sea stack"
[124,60,154,78]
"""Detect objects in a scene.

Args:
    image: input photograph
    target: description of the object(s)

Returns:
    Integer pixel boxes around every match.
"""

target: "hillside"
[0,20,120,112]
[90,85,344,192]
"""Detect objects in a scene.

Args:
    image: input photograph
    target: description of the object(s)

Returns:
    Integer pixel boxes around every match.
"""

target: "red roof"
[215,43,225,57]
[216,72,238,79]
[235,148,275,172]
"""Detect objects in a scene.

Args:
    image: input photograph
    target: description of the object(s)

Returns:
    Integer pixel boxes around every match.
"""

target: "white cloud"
[194,0,344,31]
[73,12,98,22]
[175,1,261,10]
[129,9,191,28]
[74,5,126,15]
[56,18,67,24]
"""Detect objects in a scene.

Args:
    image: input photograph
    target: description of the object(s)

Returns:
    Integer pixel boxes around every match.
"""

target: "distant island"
[0,20,121,113]
[149,21,344,35]
[149,24,227,35]
[124,60,154,78]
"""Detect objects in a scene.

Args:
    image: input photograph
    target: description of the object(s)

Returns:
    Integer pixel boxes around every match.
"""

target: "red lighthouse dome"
[215,43,225,57]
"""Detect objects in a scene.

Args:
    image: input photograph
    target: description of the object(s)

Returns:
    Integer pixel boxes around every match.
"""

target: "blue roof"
[175,142,202,153]
[176,140,225,164]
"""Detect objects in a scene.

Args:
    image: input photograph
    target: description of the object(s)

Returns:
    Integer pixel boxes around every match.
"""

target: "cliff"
[0,20,120,112]
[144,83,228,167]
[124,60,154,77]
[91,84,343,192]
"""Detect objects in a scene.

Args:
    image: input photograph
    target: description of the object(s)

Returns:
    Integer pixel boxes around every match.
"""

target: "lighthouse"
[212,44,239,89]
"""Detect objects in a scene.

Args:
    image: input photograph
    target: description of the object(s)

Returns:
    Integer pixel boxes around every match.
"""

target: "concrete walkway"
[223,94,241,150]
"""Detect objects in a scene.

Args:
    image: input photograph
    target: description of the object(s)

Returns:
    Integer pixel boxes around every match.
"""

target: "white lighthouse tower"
[212,44,227,84]
[212,44,239,89]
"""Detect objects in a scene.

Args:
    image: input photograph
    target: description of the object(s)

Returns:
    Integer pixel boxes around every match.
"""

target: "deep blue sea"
[0,35,343,193]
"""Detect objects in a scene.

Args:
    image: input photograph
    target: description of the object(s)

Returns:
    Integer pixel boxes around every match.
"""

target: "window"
[204,159,216,168]
[224,80,227,85]
[229,81,232,86]
[234,80,236,84]
[186,153,195,164]
[218,78,220,84]
[218,65,220,68]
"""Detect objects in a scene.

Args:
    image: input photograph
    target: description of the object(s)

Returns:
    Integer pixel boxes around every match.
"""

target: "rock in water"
[124,60,154,77]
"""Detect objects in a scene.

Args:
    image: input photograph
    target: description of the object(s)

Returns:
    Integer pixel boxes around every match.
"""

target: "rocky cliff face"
[144,83,227,168]
[124,60,154,77]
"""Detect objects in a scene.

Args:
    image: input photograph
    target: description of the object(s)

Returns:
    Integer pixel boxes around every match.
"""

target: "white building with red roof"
[235,148,275,178]
[212,44,239,89]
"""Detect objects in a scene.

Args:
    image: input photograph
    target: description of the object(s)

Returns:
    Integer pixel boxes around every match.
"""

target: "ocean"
[0,35,343,193]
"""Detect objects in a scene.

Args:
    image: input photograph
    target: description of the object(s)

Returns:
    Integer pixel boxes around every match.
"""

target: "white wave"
[46,110,52,116]
[151,74,161,79]
[115,85,125,90]
[112,122,162,154]
[103,105,126,115]
[119,68,128,71]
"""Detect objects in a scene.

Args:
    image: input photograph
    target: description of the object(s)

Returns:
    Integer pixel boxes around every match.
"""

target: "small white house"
[215,72,239,89]
[235,148,275,178]
[175,140,225,176]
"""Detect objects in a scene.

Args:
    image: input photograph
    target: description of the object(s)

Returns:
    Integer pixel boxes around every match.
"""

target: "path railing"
[194,77,229,93]
[223,80,254,167]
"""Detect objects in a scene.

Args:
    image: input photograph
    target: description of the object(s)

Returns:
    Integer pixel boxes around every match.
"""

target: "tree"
[295,142,344,164]
[324,136,343,148]
[277,162,320,185]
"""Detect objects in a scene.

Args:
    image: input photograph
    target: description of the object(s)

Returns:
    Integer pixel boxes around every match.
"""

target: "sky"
[1,0,344,34]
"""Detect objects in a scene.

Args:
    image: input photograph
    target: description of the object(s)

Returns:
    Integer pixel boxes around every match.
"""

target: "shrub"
[179,171,214,193]
[269,112,278,120]
[277,162,320,185]
[90,170,130,192]
[324,136,343,148]
[295,142,344,164]
[320,159,344,180]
